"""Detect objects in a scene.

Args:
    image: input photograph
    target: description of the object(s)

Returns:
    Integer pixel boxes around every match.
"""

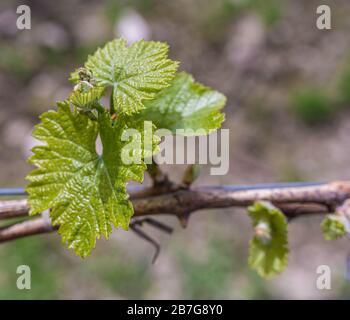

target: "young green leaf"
[321,215,348,240]
[26,101,155,257]
[248,201,289,278]
[74,39,178,115]
[69,86,105,110]
[137,72,226,135]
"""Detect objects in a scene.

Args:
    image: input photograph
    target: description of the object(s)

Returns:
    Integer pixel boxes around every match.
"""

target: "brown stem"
[1,180,349,242]
[0,199,30,220]
[0,218,57,243]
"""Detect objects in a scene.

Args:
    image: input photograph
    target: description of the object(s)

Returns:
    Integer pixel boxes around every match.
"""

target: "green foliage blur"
[290,88,335,125]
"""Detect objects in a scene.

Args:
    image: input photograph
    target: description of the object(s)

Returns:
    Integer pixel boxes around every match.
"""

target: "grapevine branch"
[1,179,349,244]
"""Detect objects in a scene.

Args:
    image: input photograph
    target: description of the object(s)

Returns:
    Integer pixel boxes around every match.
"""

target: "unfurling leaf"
[76,39,178,115]
[26,101,156,257]
[321,215,348,240]
[138,72,226,134]
[182,164,201,186]
[248,201,289,278]
[69,86,105,110]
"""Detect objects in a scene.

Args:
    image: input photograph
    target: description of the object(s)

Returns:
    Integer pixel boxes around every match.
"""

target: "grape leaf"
[321,215,348,240]
[76,39,178,115]
[248,201,289,278]
[26,101,155,257]
[137,72,226,135]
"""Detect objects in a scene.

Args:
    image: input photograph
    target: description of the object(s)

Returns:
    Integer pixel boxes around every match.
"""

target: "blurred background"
[1,0,350,299]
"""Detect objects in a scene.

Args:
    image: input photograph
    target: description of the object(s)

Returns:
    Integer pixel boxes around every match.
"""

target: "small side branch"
[0,199,30,220]
[0,218,57,243]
